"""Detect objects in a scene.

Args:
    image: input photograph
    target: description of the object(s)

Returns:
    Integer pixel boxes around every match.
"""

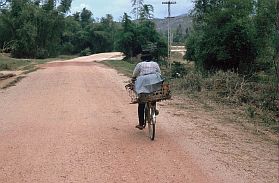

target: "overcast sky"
[71,0,194,21]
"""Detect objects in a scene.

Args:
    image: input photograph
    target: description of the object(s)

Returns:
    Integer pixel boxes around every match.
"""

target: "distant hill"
[152,14,193,35]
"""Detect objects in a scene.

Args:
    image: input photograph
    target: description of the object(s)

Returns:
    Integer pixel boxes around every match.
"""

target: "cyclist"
[132,50,163,130]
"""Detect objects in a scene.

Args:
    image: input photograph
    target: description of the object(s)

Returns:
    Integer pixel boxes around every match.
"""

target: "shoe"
[155,109,159,115]
[135,125,144,130]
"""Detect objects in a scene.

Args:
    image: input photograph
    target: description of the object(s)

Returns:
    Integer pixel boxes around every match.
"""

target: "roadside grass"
[170,66,277,133]
[0,54,78,89]
[0,55,32,71]
[104,59,277,134]
[0,53,77,72]
[102,60,136,77]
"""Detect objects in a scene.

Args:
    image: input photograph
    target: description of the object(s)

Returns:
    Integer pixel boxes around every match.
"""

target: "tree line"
[0,0,167,59]
[1,0,276,75]
[185,0,277,74]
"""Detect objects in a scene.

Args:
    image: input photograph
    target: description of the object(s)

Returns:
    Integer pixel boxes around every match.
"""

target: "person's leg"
[138,103,145,127]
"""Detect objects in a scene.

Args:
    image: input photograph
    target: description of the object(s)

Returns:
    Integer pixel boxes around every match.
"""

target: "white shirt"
[132,61,161,78]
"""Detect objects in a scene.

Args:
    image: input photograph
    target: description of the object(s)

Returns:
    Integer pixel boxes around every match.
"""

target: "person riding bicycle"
[132,50,164,130]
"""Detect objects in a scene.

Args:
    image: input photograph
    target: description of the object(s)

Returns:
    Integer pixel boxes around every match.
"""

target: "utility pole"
[162,1,176,68]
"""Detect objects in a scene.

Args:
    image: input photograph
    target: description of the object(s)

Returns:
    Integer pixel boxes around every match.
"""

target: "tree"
[116,13,167,59]
[61,16,82,54]
[0,0,165,60]
[139,4,154,20]
[131,0,144,20]
[186,0,257,73]
[0,9,14,51]
[73,12,80,21]
[43,0,56,11]
[192,0,223,23]
[0,0,72,58]
[173,24,183,43]
[58,0,72,13]
[116,13,138,57]
[80,8,93,25]
[99,14,117,51]
[276,0,279,114]
[254,0,276,72]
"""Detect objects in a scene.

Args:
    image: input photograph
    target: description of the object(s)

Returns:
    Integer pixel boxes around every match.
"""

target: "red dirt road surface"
[0,53,277,183]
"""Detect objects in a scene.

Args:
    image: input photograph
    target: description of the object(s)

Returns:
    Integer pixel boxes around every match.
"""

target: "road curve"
[0,53,274,183]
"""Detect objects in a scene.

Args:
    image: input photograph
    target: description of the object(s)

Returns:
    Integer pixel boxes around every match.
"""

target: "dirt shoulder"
[159,96,278,183]
[0,54,78,89]
[0,53,277,183]
[0,71,24,89]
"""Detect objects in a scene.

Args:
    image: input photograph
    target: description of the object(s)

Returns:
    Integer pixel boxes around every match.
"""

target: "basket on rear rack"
[125,82,171,104]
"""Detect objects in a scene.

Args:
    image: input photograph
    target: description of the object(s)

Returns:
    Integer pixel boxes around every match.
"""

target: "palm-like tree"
[131,0,144,20]
[140,4,154,20]
[42,0,71,13]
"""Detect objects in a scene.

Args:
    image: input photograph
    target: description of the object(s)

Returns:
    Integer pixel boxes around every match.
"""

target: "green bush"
[173,71,203,92]
[203,71,276,111]
[171,62,187,78]
[186,0,276,74]
[62,42,74,54]
[79,48,91,56]
[35,48,49,59]
[0,63,10,70]
[172,69,276,127]
[203,71,243,99]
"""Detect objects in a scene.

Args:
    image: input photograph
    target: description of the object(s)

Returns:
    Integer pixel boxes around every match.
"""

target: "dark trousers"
[138,102,156,126]
[138,103,145,126]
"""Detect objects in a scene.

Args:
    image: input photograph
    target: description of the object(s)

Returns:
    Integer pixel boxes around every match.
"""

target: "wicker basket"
[125,83,171,104]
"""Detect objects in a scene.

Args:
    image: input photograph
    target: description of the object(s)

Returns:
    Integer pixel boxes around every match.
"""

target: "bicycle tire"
[148,123,155,140]
[148,105,156,140]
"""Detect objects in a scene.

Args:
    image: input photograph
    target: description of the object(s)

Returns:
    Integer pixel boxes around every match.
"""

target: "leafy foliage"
[131,0,144,19]
[0,0,67,58]
[171,62,187,78]
[171,67,276,127]
[139,4,154,20]
[254,0,277,72]
[116,13,167,59]
[0,1,166,59]
[186,0,276,74]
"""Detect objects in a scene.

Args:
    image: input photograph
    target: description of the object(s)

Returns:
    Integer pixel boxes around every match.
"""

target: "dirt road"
[0,53,277,183]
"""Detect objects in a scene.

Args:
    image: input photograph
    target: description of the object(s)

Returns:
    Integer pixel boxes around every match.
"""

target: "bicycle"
[125,82,171,140]
[143,100,156,140]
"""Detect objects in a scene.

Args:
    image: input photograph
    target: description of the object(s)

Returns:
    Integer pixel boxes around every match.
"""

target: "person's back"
[132,51,163,95]
[133,61,160,77]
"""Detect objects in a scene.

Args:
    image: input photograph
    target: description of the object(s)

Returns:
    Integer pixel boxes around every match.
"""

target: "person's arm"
[156,63,161,74]
[132,63,141,78]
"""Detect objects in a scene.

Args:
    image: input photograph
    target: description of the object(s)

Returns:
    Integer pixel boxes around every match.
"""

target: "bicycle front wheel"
[148,122,155,140]
[148,105,156,140]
